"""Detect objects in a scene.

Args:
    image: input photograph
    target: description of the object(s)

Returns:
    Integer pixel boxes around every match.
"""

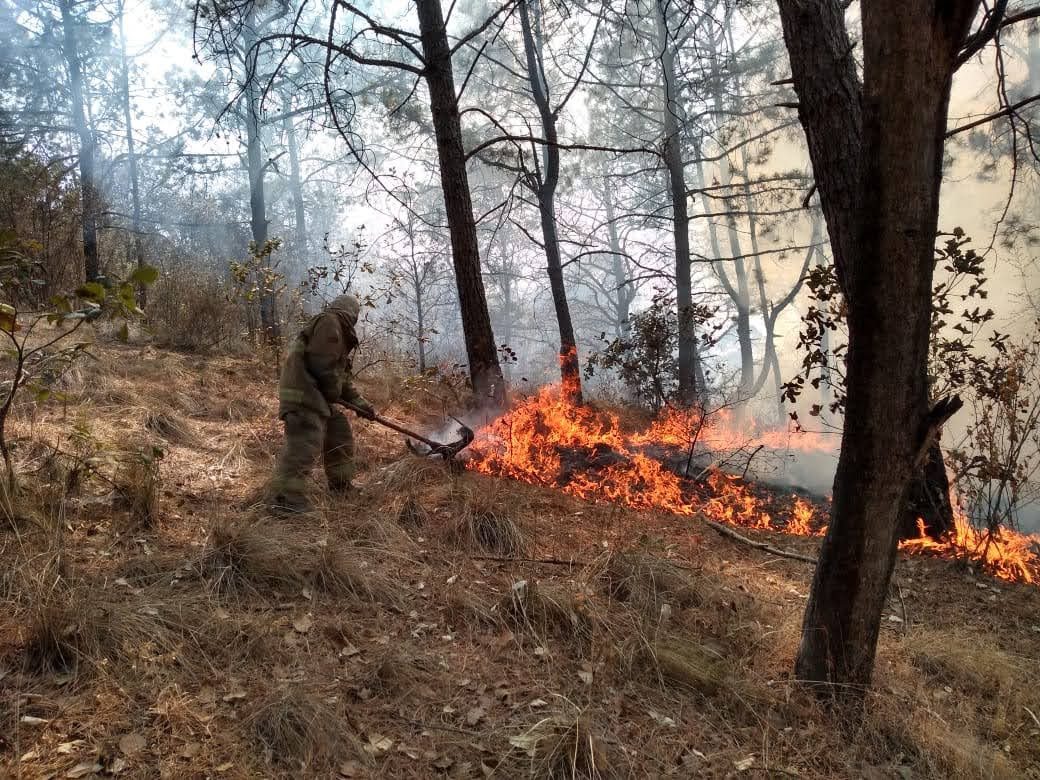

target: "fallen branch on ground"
[470,554,590,567]
[696,515,818,564]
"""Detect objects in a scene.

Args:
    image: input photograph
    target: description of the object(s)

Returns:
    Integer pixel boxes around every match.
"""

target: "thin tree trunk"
[718,153,754,400]
[117,2,145,303]
[778,0,979,696]
[710,22,756,402]
[602,179,632,338]
[242,8,278,344]
[60,0,100,282]
[415,0,505,405]
[519,0,582,403]
[283,105,309,273]
[414,269,427,373]
[655,0,699,405]
[1028,20,1039,93]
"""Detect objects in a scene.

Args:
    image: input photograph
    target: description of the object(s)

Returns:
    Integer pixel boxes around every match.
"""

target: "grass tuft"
[248,686,356,770]
[201,519,301,596]
[511,712,613,779]
[630,636,727,695]
[145,411,196,445]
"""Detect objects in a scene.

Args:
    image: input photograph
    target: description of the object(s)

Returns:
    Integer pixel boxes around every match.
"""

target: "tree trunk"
[242,9,279,344]
[655,0,699,405]
[778,0,978,696]
[60,0,100,282]
[415,0,505,406]
[602,181,632,338]
[901,441,956,538]
[718,154,754,401]
[517,0,581,402]
[283,106,309,276]
[519,0,582,403]
[1028,20,1039,93]
[117,2,145,303]
[414,269,427,373]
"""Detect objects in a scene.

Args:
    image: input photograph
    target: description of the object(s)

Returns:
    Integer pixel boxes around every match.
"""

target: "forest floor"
[1,342,1039,779]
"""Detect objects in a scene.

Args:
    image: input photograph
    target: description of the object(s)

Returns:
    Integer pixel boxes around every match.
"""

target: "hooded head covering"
[328,293,361,325]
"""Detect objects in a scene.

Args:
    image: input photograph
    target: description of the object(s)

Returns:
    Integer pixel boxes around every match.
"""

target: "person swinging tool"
[268,293,375,513]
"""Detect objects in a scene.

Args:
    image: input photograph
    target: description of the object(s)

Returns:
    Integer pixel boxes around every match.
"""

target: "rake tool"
[339,401,475,460]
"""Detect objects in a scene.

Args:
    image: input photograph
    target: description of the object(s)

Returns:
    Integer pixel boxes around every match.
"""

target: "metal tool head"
[406,418,474,460]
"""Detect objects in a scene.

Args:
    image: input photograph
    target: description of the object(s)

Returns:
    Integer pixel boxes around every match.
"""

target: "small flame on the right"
[899,511,1038,584]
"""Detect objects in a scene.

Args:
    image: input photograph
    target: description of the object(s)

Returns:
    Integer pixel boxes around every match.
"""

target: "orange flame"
[467,383,1040,585]
[467,384,823,532]
[899,513,1038,584]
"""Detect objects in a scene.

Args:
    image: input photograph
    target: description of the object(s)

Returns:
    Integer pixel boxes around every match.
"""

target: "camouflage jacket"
[277,309,365,418]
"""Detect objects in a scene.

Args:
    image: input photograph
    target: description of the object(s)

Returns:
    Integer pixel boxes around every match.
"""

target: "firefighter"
[268,293,375,513]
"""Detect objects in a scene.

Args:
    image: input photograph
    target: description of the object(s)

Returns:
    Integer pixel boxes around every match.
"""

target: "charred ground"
[1,344,1038,779]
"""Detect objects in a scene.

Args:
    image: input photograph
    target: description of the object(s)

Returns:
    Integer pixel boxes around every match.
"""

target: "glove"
[353,397,376,420]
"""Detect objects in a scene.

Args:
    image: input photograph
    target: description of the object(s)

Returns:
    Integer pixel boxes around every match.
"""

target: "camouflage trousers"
[270,409,356,503]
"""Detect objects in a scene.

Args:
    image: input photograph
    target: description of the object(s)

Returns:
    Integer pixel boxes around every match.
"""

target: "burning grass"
[466,384,834,534]
[468,383,1040,584]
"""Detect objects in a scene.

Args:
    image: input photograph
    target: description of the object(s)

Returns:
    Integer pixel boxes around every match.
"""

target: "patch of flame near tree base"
[467,383,1040,585]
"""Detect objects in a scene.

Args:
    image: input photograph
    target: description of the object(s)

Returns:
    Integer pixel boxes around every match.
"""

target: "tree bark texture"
[60,0,100,282]
[415,0,505,406]
[778,0,979,694]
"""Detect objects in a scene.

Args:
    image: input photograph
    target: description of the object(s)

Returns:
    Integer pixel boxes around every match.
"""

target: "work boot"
[268,492,313,515]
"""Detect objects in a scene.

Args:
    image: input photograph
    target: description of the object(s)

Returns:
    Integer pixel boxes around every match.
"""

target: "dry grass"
[451,504,526,557]
[248,686,357,771]
[306,543,397,604]
[373,454,456,493]
[499,580,593,648]
[444,586,501,630]
[602,550,704,613]
[112,450,162,530]
[390,494,429,528]
[17,582,195,677]
[5,343,1040,780]
[200,519,303,596]
[628,636,728,696]
[906,631,1022,695]
[510,712,614,779]
[145,411,196,445]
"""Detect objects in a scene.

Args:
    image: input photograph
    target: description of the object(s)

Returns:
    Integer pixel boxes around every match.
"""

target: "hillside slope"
[2,345,1038,779]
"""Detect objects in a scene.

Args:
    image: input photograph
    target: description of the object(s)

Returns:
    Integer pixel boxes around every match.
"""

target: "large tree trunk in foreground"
[416,0,505,406]
[778,0,978,696]
[519,0,582,403]
[60,0,100,282]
